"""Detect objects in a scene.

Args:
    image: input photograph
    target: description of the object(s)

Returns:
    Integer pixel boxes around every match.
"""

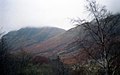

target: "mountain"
[23,25,86,64]
[4,27,65,51]
[4,14,120,64]
[4,26,83,64]
[24,25,82,54]
[19,14,120,64]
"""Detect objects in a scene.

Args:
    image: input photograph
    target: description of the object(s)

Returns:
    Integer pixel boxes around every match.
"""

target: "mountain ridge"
[4,27,66,51]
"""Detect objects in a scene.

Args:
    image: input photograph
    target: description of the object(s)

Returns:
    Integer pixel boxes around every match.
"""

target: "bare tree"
[72,0,120,75]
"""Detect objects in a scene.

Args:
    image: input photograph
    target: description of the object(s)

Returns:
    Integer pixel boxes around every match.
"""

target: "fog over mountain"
[3,14,120,65]
[1,0,120,75]
[0,0,120,32]
[3,27,65,51]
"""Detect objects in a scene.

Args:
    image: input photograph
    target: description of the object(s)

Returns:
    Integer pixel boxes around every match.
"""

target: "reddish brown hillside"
[24,26,83,57]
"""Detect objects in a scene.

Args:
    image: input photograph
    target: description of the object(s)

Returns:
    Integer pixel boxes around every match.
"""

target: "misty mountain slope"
[23,14,120,63]
[4,14,120,64]
[4,27,65,51]
[24,25,85,56]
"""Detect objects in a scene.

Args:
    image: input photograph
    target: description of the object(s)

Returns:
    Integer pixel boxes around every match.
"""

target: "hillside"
[3,14,120,65]
[22,25,87,64]
[4,27,65,51]
[24,25,83,54]
[22,14,120,64]
[3,26,84,64]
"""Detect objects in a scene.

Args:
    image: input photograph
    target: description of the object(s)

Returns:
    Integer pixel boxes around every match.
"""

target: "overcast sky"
[0,0,120,32]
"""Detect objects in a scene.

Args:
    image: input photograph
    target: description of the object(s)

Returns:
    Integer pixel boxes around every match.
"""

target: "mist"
[0,0,120,32]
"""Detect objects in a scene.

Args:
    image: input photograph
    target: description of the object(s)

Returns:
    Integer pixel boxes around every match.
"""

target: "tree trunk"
[105,69,109,75]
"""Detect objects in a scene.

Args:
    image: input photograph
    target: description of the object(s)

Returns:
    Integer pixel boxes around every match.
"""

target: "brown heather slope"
[5,14,120,65]
[4,27,66,51]
[24,26,82,55]
[4,26,85,64]
[23,25,87,64]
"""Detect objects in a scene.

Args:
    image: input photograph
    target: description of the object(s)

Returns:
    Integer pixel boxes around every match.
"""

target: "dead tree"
[72,0,120,75]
